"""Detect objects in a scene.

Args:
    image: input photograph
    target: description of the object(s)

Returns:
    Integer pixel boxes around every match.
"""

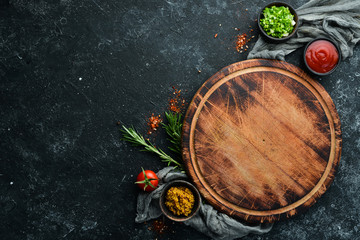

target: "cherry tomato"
[135,168,159,192]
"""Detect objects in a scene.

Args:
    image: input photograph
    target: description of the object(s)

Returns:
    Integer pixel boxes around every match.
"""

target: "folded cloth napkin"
[248,0,360,61]
[135,167,273,240]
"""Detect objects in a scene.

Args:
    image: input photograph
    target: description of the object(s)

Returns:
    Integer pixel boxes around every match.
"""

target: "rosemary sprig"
[162,111,183,155]
[120,125,184,170]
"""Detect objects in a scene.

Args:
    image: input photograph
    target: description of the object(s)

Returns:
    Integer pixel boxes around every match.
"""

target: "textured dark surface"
[0,0,359,239]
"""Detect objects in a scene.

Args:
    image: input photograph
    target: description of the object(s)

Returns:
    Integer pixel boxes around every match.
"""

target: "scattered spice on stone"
[168,86,185,113]
[147,113,162,134]
[236,33,248,52]
[234,18,257,54]
[235,26,256,53]
[145,86,185,135]
[151,219,168,235]
[165,186,195,216]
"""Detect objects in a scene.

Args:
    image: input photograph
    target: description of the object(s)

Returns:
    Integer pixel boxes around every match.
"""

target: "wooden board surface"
[182,59,342,223]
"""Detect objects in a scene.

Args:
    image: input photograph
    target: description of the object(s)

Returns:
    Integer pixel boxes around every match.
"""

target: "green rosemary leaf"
[120,125,184,170]
[162,111,183,155]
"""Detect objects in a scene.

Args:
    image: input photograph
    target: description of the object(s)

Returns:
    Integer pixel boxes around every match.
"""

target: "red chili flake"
[147,113,162,134]
[168,86,185,113]
[234,28,255,54]
[236,33,247,52]
[150,219,168,235]
[214,33,218,38]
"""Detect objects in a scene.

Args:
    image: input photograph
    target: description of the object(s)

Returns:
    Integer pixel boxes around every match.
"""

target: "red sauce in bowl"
[305,40,339,74]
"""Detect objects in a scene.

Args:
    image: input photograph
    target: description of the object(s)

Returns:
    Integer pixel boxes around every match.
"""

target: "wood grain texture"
[182,59,342,223]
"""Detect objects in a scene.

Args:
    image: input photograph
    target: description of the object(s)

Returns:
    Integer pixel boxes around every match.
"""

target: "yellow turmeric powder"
[165,186,195,216]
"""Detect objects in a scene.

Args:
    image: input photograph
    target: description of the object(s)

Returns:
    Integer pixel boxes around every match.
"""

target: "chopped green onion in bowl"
[260,6,296,38]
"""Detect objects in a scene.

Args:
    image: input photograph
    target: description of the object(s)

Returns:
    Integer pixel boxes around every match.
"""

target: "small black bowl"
[159,180,201,222]
[258,2,299,43]
[303,37,341,76]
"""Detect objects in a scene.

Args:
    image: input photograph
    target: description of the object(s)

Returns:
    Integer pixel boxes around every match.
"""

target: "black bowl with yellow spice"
[159,180,201,222]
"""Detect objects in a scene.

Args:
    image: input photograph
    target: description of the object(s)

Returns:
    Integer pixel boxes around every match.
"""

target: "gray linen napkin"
[135,167,273,240]
[248,0,360,60]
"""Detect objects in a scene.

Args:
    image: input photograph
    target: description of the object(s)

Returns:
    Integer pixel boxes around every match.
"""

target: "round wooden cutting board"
[182,59,342,223]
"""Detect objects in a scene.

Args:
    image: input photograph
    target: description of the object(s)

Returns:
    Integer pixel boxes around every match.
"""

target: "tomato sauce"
[305,40,339,74]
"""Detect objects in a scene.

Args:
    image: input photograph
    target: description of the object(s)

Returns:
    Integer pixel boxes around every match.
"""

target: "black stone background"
[1,0,359,239]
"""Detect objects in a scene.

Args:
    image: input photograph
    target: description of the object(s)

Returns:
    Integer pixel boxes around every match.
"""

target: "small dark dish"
[159,180,201,222]
[303,37,341,76]
[258,2,299,43]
